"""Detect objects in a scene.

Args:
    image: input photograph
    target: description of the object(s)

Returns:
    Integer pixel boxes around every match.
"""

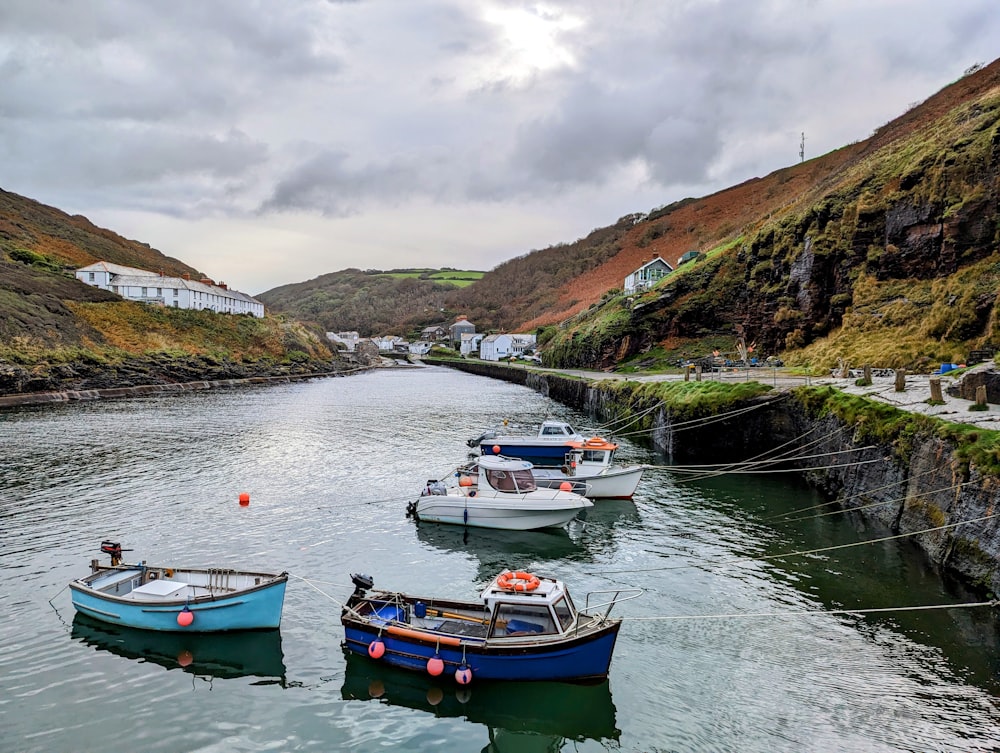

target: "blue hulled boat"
[341,570,641,683]
[69,541,288,632]
[469,420,586,467]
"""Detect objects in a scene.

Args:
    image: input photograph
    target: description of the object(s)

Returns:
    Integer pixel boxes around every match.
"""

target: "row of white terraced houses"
[75,262,265,318]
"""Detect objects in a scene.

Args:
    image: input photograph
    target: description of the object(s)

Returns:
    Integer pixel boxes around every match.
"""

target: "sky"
[1,1,998,295]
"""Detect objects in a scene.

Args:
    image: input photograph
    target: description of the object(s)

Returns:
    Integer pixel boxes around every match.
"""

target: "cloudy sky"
[2,1,998,294]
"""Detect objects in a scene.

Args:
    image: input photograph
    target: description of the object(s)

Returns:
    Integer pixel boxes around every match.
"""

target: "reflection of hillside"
[71,614,286,683]
[413,522,589,580]
[340,650,619,747]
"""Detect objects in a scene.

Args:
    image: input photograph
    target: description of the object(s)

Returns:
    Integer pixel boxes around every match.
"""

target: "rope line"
[780,479,978,524]
[624,599,999,622]
[603,512,999,574]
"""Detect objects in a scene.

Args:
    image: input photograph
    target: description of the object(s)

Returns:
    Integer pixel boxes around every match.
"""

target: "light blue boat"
[69,541,288,632]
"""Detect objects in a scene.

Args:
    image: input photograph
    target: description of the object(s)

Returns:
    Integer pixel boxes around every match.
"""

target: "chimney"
[182,273,190,280]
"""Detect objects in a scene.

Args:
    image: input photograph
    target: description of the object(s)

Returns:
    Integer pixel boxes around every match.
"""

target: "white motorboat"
[406,455,592,530]
[530,437,646,499]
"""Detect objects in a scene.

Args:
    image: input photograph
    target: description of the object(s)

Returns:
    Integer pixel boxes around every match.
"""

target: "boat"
[341,569,641,683]
[68,541,288,632]
[529,436,646,499]
[469,420,587,467]
[71,613,287,681]
[407,455,592,530]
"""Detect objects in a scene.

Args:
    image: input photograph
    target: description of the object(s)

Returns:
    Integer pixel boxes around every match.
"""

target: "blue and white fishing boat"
[69,541,288,632]
[342,570,641,683]
[469,420,586,467]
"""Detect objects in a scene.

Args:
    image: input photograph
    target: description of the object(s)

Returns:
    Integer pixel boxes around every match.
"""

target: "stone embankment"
[0,354,364,408]
[431,358,1000,596]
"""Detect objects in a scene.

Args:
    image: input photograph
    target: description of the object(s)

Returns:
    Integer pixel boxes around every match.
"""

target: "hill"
[0,191,340,395]
[257,268,484,336]
[542,59,1000,371]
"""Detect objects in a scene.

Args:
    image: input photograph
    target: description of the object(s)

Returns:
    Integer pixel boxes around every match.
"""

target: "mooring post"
[976,384,988,408]
[894,369,906,392]
[930,377,943,402]
[684,365,690,382]
[863,364,872,383]
[695,363,702,382]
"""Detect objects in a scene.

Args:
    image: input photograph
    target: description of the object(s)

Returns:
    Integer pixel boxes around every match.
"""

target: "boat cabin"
[479,572,578,637]
[478,455,538,493]
[562,436,619,472]
[536,421,583,440]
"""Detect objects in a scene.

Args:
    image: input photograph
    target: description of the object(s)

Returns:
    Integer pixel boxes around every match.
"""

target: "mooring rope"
[601,512,1000,575]
[659,445,879,474]
[778,478,978,524]
[610,395,787,439]
[623,599,999,622]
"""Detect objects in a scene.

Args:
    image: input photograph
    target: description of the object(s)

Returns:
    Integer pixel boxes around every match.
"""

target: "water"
[1,366,999,752]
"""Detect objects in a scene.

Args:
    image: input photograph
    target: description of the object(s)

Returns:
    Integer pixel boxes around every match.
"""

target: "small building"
[510,334,537,356]
[623,256,673,294]
[372,335,405,352]
[420,325,448,342]
[449,317,476,347]
[679,250,701,265]
[327,331,360,351]
[459,332,484,357]
[409,341,433,355]
[76,261,264,317]
[479,334,514,361]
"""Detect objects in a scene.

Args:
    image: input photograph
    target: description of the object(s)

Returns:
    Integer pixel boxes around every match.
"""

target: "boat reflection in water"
[71,613,286,684]
[414,520,590,582]
[340,650,619,751]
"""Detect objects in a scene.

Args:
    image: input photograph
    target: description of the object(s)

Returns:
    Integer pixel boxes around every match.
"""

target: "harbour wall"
[432,359,1000,595]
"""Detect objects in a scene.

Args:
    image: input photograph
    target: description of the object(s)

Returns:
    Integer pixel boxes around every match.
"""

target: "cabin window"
[486,469,536,492]
[552,595,575,630]
[542,426,564,436]
[492,603,556,636]
[581,450,607,464]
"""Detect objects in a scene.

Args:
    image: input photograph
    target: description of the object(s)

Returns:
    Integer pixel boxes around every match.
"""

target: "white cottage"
[459,332,484,357]
[624,256,673,294]
[76,261,264,318]
[479,334,513,361]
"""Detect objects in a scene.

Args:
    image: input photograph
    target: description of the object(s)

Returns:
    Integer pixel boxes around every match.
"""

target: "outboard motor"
[100,540,123,566]
[466,429,497,448]
[350,573,374,598]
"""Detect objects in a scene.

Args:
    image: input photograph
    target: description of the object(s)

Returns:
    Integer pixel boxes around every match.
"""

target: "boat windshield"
[552,594,576,630]
[580,449,610,465]
[486,468,537,492]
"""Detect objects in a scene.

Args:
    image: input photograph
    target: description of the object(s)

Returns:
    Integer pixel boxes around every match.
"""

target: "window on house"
[88,272,95,281]
[141,287,147,296]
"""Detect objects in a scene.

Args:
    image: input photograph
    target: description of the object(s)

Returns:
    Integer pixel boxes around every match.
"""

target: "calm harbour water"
[1,365,999,752]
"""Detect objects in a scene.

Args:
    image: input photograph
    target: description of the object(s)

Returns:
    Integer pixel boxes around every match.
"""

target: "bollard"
[695,363,702,382]
[976,384,988,408]
[894,369,906,392]
[930,377,943,402]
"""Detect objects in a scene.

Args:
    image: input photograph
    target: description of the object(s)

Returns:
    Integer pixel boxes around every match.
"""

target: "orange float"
[496,571,541,592]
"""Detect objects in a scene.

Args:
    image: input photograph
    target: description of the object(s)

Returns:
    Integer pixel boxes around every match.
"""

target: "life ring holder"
[497,571,540,592]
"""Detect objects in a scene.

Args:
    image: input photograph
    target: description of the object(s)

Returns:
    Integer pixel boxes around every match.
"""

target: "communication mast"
[799,132,805,162]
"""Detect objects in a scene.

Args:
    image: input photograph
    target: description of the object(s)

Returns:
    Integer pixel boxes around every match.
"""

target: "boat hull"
[479,442,573,467]
[413,493,590,530]
[343,618,621,682]
[69,567,288,632]
[532,466,645,499]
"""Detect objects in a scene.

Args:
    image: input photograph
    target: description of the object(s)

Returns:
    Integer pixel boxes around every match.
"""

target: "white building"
[76,261,264,318]
[459,332,484,357]
[624,255,673,294]
[327,331,360,351]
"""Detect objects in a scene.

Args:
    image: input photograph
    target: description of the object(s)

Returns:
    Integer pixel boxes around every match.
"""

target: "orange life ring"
[497,571,540,592]
[585,437,605,446]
